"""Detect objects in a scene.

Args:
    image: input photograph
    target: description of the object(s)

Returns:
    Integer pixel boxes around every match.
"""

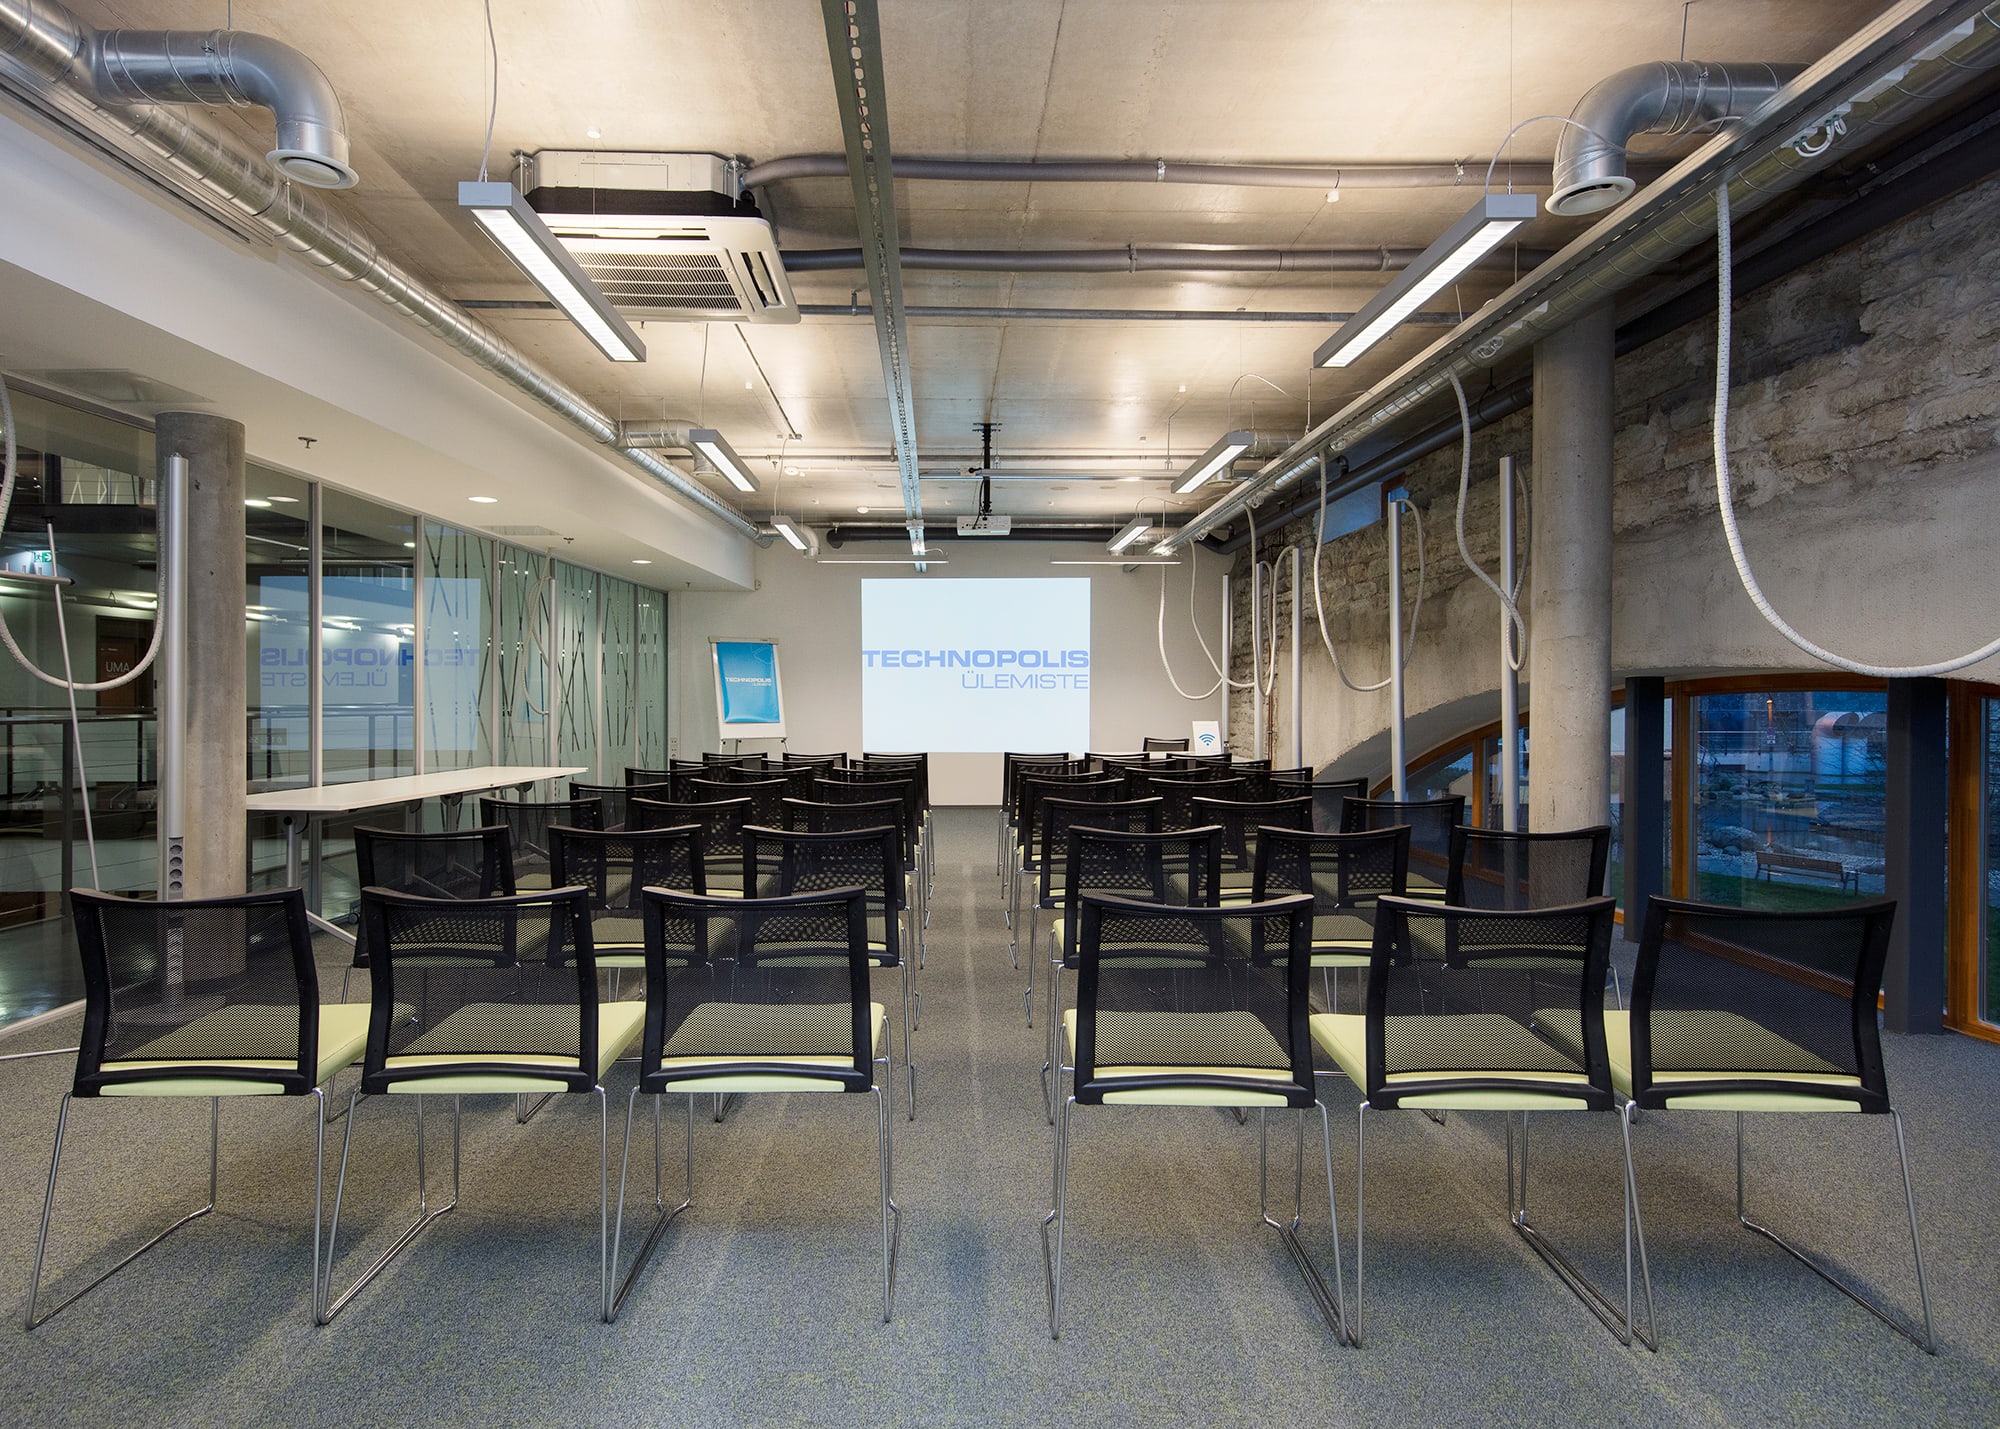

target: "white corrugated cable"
[1447,369,1529,671]
[1308,455,1424,691]
[1243,507,1290,699]
[1711,179,2000,678]
[1157,544,1250,701]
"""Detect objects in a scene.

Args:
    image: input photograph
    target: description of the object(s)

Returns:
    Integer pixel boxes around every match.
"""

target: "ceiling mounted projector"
[521,151,800,324]
[956,514,1012,536]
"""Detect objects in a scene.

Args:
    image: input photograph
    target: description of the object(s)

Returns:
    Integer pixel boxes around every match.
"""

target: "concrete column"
[1527,303,1615,833]
[156,413,246,896]
[1883,677,1947,1035]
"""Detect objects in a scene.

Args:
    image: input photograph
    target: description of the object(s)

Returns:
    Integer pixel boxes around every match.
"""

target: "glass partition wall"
[0,384,670,1029]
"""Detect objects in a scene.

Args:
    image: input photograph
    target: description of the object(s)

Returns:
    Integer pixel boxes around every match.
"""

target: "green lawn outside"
[1693,869,1866,913]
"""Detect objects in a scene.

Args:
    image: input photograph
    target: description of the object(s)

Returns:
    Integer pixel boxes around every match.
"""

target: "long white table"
[246,765,586,892]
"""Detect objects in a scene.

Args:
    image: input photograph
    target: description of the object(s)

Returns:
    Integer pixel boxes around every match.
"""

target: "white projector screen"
[861,577,1089,753]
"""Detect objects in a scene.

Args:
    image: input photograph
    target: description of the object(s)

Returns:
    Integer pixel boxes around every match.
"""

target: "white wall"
[668,541,1231,804]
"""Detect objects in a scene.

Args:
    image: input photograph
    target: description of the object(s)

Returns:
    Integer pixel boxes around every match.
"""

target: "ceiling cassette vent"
[522,151,800,325]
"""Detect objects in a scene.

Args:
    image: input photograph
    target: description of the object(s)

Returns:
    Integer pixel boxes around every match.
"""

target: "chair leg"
[606,1091,694,1322]
[317,1091,460,1324]
[26,1093,222,1331]
[876,1076,902,1322]
[1039,1095,1075,1339]
[1507,1109,1656,1350]
[1259,1104,1352,1344]
[1353,1101,1368,1348]
[900,963,918,1121]
[1734,1109,1936,1353]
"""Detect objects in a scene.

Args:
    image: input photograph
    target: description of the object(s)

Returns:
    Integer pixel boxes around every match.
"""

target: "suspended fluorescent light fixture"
[458,181,646,363]
[1107,517,1153,554]
[1314,192,1536,369]
[688,428,759,493]
[771,514,819,556]
[1173,431,1254,495]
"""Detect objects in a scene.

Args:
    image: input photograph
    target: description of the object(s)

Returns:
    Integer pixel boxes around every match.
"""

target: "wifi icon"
[1195,730,1218,750]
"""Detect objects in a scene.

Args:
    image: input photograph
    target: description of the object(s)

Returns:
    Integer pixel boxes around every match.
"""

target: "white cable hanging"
[1156,543,1250,701]
[1307,454,1424,692]
[1711,179,2000,679]
[1243,507,1291,699]
[1447,369,1530,671]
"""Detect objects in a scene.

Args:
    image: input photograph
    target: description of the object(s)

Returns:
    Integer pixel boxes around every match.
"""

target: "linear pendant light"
[458,181,646,363]
[1174,431,1254,495]
[688,429,759,493]
[1314,192,1537,369]
[771,514,818,555]
[1107,516,1152,554]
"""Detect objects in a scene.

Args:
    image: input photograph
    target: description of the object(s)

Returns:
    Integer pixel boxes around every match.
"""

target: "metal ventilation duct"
[1549,60,1801,215]
[0,0,761,541]
[1164,0,2000,551]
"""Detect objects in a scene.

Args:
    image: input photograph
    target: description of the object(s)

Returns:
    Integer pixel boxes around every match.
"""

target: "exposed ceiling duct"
[1549,60,1802,215]
[782,244,1553,275]
[0,0,762,541]
[743,155,1570,192]
[1163,0,2000,552]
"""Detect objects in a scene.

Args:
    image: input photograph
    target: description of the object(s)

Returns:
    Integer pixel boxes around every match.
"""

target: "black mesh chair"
[1537,897,1932,1353]
[1339,795,1464,899]
[861,754,933,888]
[1308,894,1639,1348]
[1000,755,1086,887]
[571,780,669,832]
[1042,893,1347,1343]
[26,888,370,1330]
[1037,824,1223,1121]
[1445,824,1616,996]
[607,888,899,1323]
[629,797,751,894]
[1011,774,1124,958]
[782,752,846,769]
[477,796,604,890]
[701,752,769,771]
[626,765,678,786]
[1140,735,1191,752]
[1020,796,1165,1019]
[745,824,917,1116]
[348,825,517,999]
[1251,826,1410,1011]
[1149,774,1248,830]
[1191,794,1315,900]
[549,824,707,996]
[319,886,643,1324]
[1312,776,1373,832]
[815,776,927,963]
[687,776,788,829]
[1235,765,1311,800]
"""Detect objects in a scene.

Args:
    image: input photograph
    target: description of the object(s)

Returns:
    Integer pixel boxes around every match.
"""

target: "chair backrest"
[1628,897,1896,1112]
[637,888,876,1092]
[549,824,707,918]
[703,752,770,771]
[1141,735,1191,752]
[1339,794,1464,875]
[1008,758,1088,825]
[745,824,904,930]
[815,774,922,862]
[1312,776,1370,832]
[1446,825,1611,909]
[860,752,929,810]
[687,776,788,828]
[1056,825,1224,962]
[1190,794,1314,875]
[1254,825,1410,908]
[1037,796,1164,897]
[1004,752,1075,808]
[629,797,751,877]
[477,797,605,883]
[69,887,321,1097]
[781,796,908,860]
[1233,765,1308,800]
[1019,775,1123,862]
[352,824,518,967]
[357,885,603,1094]
[782,752,847,769]
[570,780,653,831]
[1069,892,1316,1107]
[626,766,677,787]
[1147,774,1248,830]
[1363,894,1617,1109]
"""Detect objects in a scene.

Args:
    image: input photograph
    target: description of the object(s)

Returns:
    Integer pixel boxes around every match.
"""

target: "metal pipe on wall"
[1250,559,1267,758]
[155,454,187,899]
[1287,545,1302,772]
[1221,573,1233,754]
[1386,494,1407,800]
[1498,456,1521,832]
[742,154,1553,192]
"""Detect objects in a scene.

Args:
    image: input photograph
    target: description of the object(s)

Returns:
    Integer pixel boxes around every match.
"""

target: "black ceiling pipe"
[1205,102,2000,557]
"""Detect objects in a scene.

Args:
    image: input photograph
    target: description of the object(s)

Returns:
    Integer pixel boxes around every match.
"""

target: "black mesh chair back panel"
[1190,795,1314,879]
[1148,775,1248,830]
[745,827,906,959]
[1253,826,1410,951]
[687,777,788,828]
[626,766,677,787]
[70,887,320,1096]
[638,888,875,1092]
[549,825,706,949]
[1234,767,1310,800]
[1340,795,1464,887]
[782,753,846,769]
[1629,898,1896,1111]
[781,798,908,862]
[629,798,751,891]
[702,753,770,771]
[571,781,666,832]
[1008,762,1091,826]
[860,753,930,810]
[1363,895,1616,1109]
[1071,892,1315,1106]
[1312,776,1372,833]
[477,798,605,887]
[352,825,518,967]
[812,779,920,865]
[1038,797,1165,896]
[1019,776,1123,867]
[358,887,602,1093]
[1141,736,1191,752]
[1446,826,1611,909]
[1057,826,1224,964]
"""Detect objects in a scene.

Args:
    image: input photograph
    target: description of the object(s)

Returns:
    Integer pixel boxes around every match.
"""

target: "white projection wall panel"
[861,578,1089,752]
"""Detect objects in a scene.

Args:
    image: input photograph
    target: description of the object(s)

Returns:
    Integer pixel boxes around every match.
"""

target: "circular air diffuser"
[1546,174,1636,217]
[269,149,359,190]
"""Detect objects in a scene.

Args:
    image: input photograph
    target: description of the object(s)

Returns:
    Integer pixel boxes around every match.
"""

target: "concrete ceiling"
[1,0,1901,562]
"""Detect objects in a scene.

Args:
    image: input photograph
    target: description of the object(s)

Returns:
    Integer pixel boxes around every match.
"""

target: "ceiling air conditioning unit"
[521,151,799,324]
[956,515,1012,536]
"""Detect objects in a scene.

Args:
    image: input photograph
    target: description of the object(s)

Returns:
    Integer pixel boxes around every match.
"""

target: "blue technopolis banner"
[714,639,783,726]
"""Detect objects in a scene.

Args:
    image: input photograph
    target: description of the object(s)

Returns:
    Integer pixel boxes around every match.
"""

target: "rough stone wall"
[1227,169,2000,771]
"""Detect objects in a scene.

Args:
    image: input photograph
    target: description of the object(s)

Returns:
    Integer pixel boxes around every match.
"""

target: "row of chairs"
[1046,883,1933,1354]
[34,880,902,1329]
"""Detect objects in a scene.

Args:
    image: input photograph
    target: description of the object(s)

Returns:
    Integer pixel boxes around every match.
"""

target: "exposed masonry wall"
[1225,170,2000,771]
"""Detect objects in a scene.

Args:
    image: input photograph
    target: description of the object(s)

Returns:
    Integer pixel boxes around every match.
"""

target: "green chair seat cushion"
[100,1002,375,1096]
[1060,1009,1296,1107]
[648,999,887,1090]
[1533,1008,1865,1110]
[380,1000,643,1091]
[1309,1011,1595,1109]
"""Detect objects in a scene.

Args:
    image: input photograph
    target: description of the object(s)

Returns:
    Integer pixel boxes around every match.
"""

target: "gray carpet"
[0,809,1996,1427]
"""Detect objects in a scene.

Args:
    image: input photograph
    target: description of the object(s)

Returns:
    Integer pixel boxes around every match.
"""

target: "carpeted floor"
[0,808,1996,1427]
